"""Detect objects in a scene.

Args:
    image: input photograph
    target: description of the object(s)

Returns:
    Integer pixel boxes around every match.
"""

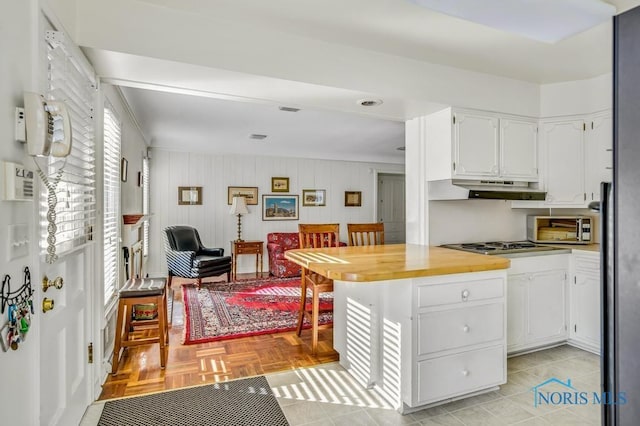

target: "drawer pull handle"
[462,370,469,377]
[461,289,470,301]
[463,325,470,333]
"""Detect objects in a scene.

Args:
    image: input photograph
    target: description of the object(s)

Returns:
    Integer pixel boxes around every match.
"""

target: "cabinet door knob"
[462,370,470,377]
[463,325,470,333]
[461,289,470,301]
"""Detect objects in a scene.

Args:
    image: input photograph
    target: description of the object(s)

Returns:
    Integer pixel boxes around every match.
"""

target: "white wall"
[540,73,612,117]
[147,150,403,276]
[429,201,542,245]
[0,1,40,424]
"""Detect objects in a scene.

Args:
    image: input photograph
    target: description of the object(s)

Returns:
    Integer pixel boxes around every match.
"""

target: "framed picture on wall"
[178,186,202,205]
[271,177,290,192]
[227,186,259,205]
[302,189,326,207]
[344,191,362,207]
[262,195,299,220]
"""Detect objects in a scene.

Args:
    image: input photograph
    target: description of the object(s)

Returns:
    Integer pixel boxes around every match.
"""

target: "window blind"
[41,30,96,262]
[103,103,121,305]
[142,156,150,257]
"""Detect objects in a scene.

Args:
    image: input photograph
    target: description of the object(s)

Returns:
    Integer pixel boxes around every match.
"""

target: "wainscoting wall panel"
[148,150,404,276]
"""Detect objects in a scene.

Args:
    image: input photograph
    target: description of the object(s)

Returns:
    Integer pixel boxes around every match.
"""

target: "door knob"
[42,276,63,292]
[42,298,54,313]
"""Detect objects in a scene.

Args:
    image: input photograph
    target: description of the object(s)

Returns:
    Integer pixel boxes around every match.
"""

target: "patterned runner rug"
[182,276,333,344]
[98,375,288,426]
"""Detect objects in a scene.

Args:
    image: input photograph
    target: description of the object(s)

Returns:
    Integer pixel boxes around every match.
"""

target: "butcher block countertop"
[284,244,510,282]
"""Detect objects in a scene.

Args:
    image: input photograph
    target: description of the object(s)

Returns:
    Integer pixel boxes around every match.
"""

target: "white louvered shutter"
[103,103,121,304]
[142,156,150,257]
[41,30,96,262]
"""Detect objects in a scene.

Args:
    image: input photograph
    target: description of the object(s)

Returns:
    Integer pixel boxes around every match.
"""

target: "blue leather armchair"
[163,226,232,287]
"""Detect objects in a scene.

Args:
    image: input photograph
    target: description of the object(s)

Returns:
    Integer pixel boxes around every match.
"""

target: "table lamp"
[229,196,249,241]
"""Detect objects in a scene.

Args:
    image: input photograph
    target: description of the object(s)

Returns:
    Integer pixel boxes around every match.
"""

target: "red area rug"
[182,276,333,344]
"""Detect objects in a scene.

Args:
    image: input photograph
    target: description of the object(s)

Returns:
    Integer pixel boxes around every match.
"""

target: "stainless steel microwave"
[527,215,592,244]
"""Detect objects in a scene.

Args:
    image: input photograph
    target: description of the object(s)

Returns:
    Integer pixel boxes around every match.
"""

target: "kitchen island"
[285,244,510,413]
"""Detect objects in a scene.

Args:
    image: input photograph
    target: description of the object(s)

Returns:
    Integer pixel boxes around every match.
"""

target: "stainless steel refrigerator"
[601,6,640,424]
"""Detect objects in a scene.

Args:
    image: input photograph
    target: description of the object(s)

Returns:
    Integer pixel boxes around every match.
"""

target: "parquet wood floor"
[98,274,338,400]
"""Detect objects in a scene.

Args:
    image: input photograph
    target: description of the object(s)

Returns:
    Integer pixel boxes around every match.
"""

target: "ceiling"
[84,0,640,163]
[120,87,406,164]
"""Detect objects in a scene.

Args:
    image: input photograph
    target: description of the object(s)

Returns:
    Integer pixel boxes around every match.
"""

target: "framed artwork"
[121,158,128,182]
[344,191,362,207]
[302,189,326,207]
[262,195,299,220]
[178,186,202,205]
[271,177,290,192]
[227,186,259,205]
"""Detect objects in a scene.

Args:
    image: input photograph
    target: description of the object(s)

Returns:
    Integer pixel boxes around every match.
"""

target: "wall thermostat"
[3,161,34,201]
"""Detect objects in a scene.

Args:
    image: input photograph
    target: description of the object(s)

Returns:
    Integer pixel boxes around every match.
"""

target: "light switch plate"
[8,224,29,261]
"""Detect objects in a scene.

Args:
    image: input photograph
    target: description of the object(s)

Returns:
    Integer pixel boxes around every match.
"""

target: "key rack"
[1,267,34,352]
[1,267,33,314]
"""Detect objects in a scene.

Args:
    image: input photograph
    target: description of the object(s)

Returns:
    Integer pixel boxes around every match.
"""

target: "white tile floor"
[81,344,601,426]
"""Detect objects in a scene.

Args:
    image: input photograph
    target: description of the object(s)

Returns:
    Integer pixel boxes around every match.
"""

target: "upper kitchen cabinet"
[426,108,538,182]
[585,111,613,203]
[453,111,500,178]
[540,118,586,206]
[500,117,538,181]
[523,111,612,208]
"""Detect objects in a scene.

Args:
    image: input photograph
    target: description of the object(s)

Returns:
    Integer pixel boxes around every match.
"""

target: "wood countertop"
[284,244,510,282]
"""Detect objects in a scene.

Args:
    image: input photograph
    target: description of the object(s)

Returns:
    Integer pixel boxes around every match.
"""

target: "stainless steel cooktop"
[440,241,569,256]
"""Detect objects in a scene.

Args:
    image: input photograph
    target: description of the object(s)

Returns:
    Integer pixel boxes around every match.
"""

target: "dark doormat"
[98,376,289,426]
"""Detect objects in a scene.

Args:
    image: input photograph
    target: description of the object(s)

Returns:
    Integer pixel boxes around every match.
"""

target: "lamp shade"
[229,196,249,215]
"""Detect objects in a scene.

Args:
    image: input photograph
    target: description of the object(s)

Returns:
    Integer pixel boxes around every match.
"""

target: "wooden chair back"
[347,222,385,246]
[298,224,341,249]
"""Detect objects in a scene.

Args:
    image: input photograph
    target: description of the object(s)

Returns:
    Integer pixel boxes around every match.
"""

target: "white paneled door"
[377,173,406,243]
[39,249,93,425]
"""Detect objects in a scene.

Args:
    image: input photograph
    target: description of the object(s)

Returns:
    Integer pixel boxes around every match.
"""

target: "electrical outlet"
[15,107,26,142]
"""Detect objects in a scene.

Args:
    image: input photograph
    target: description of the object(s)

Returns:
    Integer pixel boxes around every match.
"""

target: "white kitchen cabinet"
[333,269,507,412]
[426,107,538,182]
[527,269,568,344]
[570,251,601,354]
[585,111,613,203]
[540,118,586,206]
[453,111,500,178]
[507,254,569,354]
[500,117,538,181]
[506,274,527,349]
[514,110,612,209]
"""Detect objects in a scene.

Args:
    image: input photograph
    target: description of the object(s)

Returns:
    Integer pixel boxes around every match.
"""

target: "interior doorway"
[376,172,406,243]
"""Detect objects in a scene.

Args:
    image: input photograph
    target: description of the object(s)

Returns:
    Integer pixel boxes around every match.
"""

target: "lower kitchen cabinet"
[507,254,569,354]
[569,251,601,353]
[333,269,507,413]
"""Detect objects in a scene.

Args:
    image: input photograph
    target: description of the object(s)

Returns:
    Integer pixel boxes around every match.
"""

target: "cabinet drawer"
[574,255,599,274]
[416,346,505,404]
[417,303,504,355]
[235,245,262,254]
[417,278,503,308]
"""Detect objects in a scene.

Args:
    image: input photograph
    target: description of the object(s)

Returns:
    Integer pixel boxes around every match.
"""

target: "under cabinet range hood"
[428,179,546,201]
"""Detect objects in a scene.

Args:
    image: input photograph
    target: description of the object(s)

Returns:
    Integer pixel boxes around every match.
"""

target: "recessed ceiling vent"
[357,99,383,107]
[278,106,300,112]
[249,134,268,140]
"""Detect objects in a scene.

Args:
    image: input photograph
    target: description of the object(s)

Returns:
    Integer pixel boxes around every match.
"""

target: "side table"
[231,240,264,281]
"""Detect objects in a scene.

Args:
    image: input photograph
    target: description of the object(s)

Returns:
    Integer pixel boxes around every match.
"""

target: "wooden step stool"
[111,277,169,374]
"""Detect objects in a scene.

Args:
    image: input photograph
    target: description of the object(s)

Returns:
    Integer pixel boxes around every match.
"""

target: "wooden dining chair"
[347,222,385,246]
[297,223,340,354]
